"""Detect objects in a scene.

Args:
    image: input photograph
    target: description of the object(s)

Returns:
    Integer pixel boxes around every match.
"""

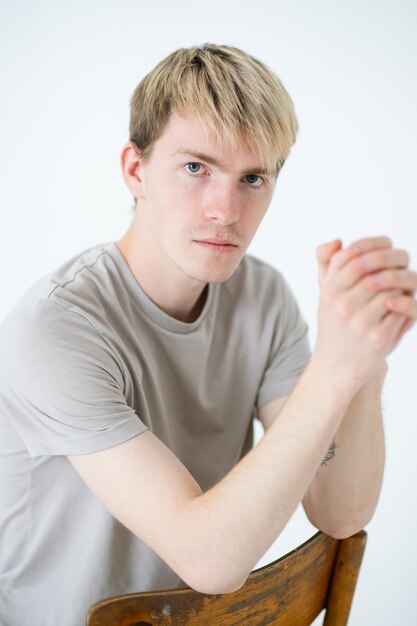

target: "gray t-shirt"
[0,241,311,626]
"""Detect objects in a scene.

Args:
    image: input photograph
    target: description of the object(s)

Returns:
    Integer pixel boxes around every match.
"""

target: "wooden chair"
[86,530,367,626]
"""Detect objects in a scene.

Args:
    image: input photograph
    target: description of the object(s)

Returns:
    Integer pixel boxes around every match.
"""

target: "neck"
[116,220,208,324]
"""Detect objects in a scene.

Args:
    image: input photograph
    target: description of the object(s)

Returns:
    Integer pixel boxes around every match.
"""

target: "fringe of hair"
[129,43,298,175]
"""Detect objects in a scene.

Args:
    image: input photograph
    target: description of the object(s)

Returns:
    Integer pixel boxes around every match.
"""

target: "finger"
[328,249,410,294]
[371,291,404,323]
[316,240,343,287]
[395,317,417,343]
[326,236,393,279]
[385,294,417,320]
[373,311,407,351]
[362,268,417,296]
[344,267,417,314]
[341,273,403,315]
[349,289,404,329]
[316,239,342,264]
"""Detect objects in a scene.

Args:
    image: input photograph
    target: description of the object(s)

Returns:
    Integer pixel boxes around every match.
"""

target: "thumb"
[316,239,342,265]
[316,239,342,286]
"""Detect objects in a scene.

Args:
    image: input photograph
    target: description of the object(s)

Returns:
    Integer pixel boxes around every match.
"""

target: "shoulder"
[45,241,120,310]
[0,294,112,398]
[0,243,122,386]
[0,241,118,339]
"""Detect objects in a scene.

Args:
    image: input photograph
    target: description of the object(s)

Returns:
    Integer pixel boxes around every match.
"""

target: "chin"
[184,259,241,284]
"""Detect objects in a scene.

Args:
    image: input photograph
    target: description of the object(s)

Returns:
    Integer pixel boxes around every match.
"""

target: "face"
[133,112,277,285]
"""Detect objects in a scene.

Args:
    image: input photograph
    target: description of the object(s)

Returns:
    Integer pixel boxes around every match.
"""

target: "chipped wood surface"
[86,531,367,626]
[324,532,367,625]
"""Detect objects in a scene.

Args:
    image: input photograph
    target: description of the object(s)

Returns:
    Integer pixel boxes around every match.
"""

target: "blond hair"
[129,43,298,175]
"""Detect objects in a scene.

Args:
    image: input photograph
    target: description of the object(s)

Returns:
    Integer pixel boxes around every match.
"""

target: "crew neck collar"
[107,241,217,334]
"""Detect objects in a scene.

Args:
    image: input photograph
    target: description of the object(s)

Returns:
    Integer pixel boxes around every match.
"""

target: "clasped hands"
[314,236,416,393]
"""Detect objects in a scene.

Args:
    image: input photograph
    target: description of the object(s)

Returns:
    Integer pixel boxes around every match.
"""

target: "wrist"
[375,360,388,388]
[308,351,360,407]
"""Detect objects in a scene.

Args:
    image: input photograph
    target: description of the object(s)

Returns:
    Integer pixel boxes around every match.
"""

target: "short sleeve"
[0,299,148,457]
[256,274,311,409]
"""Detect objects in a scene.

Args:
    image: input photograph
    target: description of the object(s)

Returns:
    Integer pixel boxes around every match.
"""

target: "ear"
[120,141,146,200]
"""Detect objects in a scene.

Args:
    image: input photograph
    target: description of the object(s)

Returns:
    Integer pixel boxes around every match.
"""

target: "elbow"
[186,573,247,596]
[183,566,248,596]
[308,515,370,540]
[321,523,365,540]
[304,499,374,540]
[172,497,250,595]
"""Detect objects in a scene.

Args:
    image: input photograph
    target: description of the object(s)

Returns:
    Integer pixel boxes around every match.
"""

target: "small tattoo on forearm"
[321,438,339,467]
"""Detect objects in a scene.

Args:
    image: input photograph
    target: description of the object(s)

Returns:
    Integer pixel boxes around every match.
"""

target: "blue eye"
[245,174,263,187]
[184,162,264,187]
[185,162,204,174]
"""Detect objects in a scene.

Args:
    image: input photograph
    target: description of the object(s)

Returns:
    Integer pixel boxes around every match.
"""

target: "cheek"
[241,195,270,225]
[172,173,205,205]
[240,207,270,243]
[155,171,201,211]
[147,183,195,241]
[163,176,204,225]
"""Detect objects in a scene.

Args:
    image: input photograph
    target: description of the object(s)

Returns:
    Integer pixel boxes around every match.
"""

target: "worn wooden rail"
[87,530,367,626]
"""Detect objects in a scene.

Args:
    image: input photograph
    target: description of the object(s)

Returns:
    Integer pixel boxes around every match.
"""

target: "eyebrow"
[171,149,277,177]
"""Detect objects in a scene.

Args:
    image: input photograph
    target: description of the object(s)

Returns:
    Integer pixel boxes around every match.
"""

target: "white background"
[1,1,416,624]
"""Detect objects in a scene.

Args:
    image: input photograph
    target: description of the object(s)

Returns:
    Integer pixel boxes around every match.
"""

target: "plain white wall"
[1,1,416,623]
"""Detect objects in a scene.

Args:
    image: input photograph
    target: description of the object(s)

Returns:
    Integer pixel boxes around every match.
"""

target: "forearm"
[180,356,352,593]
[302,371,386,537]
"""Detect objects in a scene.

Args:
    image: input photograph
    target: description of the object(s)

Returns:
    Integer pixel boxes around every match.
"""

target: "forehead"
[154,112,275,175]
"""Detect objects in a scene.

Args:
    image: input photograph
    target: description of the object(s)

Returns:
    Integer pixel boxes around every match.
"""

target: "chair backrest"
[86,530,367,626]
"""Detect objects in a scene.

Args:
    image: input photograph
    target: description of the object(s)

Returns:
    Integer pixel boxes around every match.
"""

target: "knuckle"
[335,296,353,319]
[329,248,347,271]
[384,269,397,285]
[350,239,366,254]
[369,326,386,347]
[355,236,380,251]
[373,249,396,270]
[350,236,392,257]
[352,256,367,276]
[399,249,410,265]
[351,315,367,336]
[400,299,411,314]
[321,287,335,307]
[383,270,394,285]
[363,272,382,290]
[377,292,393,309]
[359,250,385,272]
[379,250,391,265]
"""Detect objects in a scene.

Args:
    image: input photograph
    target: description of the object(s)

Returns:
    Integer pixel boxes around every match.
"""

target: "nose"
[203,182,240,225]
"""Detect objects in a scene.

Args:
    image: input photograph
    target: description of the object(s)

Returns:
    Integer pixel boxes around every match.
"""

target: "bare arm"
[261,235,417,539]
[69,358,349,595]
[300,233,417,534]
[302,367,386,537]
[259,366,386,538]
[69,236,417,596]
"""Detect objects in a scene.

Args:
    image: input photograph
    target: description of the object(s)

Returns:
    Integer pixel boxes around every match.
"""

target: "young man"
[0,44,416,626]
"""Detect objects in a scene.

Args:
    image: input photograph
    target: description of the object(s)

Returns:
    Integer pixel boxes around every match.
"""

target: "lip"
[194,239,238,252]
[195,238,237,246]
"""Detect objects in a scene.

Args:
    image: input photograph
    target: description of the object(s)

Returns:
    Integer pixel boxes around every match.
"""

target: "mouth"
[194,239,238,252]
